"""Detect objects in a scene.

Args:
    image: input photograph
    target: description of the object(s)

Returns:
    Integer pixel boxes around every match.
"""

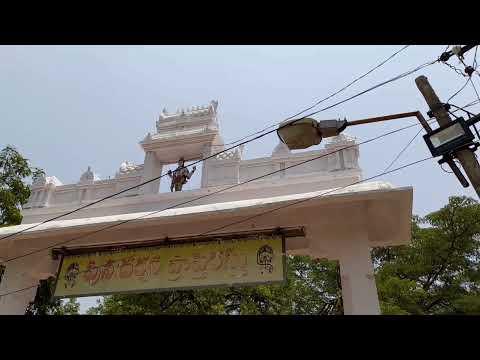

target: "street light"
[277,111,429,150]
[277,118,347,150]
[276,111,480,190]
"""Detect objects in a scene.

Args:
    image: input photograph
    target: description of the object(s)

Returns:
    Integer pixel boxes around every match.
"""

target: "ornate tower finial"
[79,166,97,183]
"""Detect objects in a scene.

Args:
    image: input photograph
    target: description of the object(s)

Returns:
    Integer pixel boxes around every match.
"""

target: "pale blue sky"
[1,45,479,312]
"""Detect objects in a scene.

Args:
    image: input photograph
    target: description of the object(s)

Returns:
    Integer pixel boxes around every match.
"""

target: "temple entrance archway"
[0,101,413,315]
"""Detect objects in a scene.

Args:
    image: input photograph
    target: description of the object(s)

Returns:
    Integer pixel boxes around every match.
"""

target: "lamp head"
[277,118,347,150]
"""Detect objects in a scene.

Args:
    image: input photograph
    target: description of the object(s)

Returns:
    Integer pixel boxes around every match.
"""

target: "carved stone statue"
[167,157,196,192]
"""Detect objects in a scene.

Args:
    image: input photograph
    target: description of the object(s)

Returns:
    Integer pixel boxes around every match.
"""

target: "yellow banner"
[54,236,285,298]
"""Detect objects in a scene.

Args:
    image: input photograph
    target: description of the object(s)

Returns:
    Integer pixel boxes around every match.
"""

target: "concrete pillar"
[0,287,37,315]
[236,160,241,184]
[201,160,208,188]
[338,235,380,315]
[201,145,211,188]
[0,251,58,315]
[141,151,162,194]
[307,202,380,315]
[40,189,49,206]
[0,264,37,315]
[31,182,57,208]
[34,189,45,207]
[44,185,54,207]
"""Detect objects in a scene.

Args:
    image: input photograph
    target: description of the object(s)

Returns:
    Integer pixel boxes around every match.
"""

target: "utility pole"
[415,75,480,198]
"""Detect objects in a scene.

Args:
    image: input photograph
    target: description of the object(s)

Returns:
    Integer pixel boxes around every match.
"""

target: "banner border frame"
[53,234,288,300]
[51,227,304,260]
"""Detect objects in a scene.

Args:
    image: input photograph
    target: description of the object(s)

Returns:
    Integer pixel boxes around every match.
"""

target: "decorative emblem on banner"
[64,263,80,289]
[257,245,274,274]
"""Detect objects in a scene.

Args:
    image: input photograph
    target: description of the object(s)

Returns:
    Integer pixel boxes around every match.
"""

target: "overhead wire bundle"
[0,45,453,299]
[222,45,412,147]
[0,117,440,298]
[0,153,435,299]
[0,45,439,243]
[441,45,480,103]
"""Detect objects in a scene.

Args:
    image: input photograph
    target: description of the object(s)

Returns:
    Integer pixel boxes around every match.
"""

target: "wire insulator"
[440,52,450,62]
[465,66,475,77]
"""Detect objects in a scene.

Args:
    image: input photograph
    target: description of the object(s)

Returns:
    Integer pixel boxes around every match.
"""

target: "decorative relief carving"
[215,144,244,161]
[325,133,357,148]
[156,100,219,133]
[31,173,62,189]
[116,161,143,178]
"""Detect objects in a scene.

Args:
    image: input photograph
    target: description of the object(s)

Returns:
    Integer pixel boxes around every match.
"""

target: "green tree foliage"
[25,277,80,315]
[0,145,80,314]
[54,298,81,315]
[373,196,480,315]
[88,256,343,315]
[0,145,43,226]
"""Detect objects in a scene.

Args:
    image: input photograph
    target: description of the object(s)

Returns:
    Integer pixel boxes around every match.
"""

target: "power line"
[447,77,471,103]
[1,119,435,265]
[7,95,476,300]
[199,157,434,236]
[272,60,436,126]
[449,103,477,117]
[473,46,478,70]
[222,45,411,147]
[220,59,435,154]
[0,125,276,242]
[0,155,433,299]
[383,127,424,173]
[458,99,480,110]
[0,284,38,298]
[470,78,480,103]
[441,51,478,82]
[442,45,480,98]
[442,61,468,77]
[0,55,437,243]
[225,45,450,148]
